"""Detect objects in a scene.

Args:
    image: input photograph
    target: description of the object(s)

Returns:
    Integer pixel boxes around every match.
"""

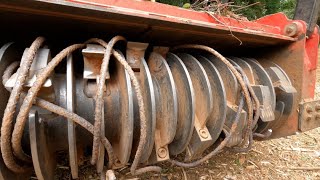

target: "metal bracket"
[126,42,148,71]
[5,48,52,88]
[82,44,109,79]
[251,85,275,122]
[298,99,320,132]
[224,103,247,147]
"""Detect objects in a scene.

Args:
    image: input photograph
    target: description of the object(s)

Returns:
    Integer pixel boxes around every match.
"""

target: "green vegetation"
[157,0,190,7]
[157,0,297,20]
[231,0,296,20]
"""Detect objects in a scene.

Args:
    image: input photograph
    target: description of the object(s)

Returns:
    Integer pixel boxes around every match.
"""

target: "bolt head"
[114,159,121,166]
[306,114,312,121]
[199,129,208,139]
[306,105,313,114]
[157,147,167,159]
[284,23,298,37]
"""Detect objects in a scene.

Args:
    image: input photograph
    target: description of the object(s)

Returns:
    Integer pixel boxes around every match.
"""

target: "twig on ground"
[181,167,188,180]
[251,149,263,155]
[281,147,317,152]
[288,167,320,171]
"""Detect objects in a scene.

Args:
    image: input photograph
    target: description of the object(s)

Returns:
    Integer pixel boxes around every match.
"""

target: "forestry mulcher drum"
[0,0,319,179]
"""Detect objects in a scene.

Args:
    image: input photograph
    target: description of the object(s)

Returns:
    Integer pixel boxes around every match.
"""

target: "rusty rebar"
[112,50,162,175]
[3,60,116,168]
[1,37,45,173]
[33,96,115,167]
[2,40,259,176]
[2,37,159,175]
[91,36,125,165]
[2,61,19,91]
[253,130,272,139]
[233,65,260,128]
[233,65,260,150]
[86,38,161,174]
[11,44,86,167]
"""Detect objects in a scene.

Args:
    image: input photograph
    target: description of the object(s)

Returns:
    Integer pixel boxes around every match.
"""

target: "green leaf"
[183,3,191,9]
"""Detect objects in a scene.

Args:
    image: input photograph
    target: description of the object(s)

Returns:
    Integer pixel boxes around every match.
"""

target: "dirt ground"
[54,50,320,180]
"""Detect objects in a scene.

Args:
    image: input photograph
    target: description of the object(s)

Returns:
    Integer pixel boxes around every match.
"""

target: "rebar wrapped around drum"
[0,38,296,179]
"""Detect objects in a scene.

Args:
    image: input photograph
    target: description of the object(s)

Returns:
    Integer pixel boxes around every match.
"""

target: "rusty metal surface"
[0,155,30,180]
[29,110,56,180]
[82,44,108,79]
[126,42,148,71]
[148,52,177,162]
[185,55,226,159]
[178,53,213,160]
[197,56,226,143]
[105,51,134,168]
[167,53,195,156]
[1,37,45,173]
[207,55,239,103]
[5,48,52,88]
[135,58,156,163]
[129,43,155,164]
[177,53,212,130]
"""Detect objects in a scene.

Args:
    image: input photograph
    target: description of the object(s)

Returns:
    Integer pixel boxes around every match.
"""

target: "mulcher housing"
[0,0,319,179]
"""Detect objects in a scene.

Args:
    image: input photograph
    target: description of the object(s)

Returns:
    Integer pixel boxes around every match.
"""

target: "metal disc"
[167,53,195,156]
[230,57,255,84]
[29,110,56,180]
[206,55,239,103]
[136,58,156,163]
[205,55,246,147]
[66,54,79,178]
[105,51,133,167]
[148,52,177,161]
[197,55,227,143]
[176,53,213,160]
[185,55,227,159]
[177,53,213,128]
